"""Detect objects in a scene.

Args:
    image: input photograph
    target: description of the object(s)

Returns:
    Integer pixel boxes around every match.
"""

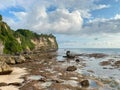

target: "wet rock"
[0,82,8,87]
[103,67,108,69]
[87,53,107,58]
[66,66,77,71]
[38,77,47,82]
[51,79,63,83]
[108,59,114,62]
[87,70,94,73]
[100,61,111,66]
[66,51,70,57]
[110,80,119,88]
[0,61,12,75]
[64,51,75,58]
[80,80,89,87]
[75,59,80,62]
[114,60,120,66]
[49,83,75,90]
[8,82,22,86]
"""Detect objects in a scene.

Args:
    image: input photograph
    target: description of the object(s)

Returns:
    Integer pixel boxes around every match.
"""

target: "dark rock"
[100,61,111,66]
[23,51,28,54]
[66,51,70,57]
[38,78,47,82]
[15,52,20,56]
[103,67,108,69]
[63,51,75,58]
[8,82,22,86]
[80,80,89,87]
[49,83,75,90]
[114,60,120,66]
[51,79,63,83]
[87,53,107,58]
[66,66,77,71]
[48,56,53,59]
[63,56,67,58]
[75,59,80,62]
[87,70,94,73]
[0,82,8,87]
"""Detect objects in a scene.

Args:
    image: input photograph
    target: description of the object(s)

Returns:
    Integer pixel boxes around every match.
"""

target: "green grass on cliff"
[14,29,41,51]
[0,22,22,54]
[0,21,57,54]
[0,15,58,54]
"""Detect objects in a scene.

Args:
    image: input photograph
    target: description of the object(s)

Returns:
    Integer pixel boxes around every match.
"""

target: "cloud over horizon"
[1,0,120,48]
[1,0,118,35]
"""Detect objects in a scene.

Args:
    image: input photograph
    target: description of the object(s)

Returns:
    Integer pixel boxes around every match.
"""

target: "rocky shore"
[0,50,120,90]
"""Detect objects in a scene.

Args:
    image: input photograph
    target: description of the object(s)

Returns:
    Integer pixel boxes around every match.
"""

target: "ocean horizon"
[58,48,120,55]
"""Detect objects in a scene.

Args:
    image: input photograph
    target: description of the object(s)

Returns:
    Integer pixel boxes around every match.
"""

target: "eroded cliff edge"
[0,15,58,54]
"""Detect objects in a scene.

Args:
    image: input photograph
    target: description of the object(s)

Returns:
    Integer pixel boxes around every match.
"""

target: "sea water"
[57,48,120,90]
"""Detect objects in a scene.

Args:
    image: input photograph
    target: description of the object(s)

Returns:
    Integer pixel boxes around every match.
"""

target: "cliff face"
[14,29,58,53]
[31,36,58,52]
[0,17,58,54]
[0,41,4,54]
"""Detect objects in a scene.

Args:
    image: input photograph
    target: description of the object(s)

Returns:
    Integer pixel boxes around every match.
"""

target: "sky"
[0,0,120,48]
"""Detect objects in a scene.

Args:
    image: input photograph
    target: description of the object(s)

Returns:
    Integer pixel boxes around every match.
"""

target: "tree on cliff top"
[0,15,2,21]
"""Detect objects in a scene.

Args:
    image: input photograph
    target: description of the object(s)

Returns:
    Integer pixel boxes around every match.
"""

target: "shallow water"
[57,48,120,90]
[28,75,43,80]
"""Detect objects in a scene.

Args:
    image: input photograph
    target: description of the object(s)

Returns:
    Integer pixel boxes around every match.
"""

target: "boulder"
[5,57,16,65]
[15,55,25,64]
[38,77,47,82]
[100,61,111,66]
[63,51,75,58]
[114,60,120,66]
[113,60,120,68]
[80,80,89,87]
[66,66,77,71]
[66,51,70,57]
[75,59,80,62]
[0,61,12,75]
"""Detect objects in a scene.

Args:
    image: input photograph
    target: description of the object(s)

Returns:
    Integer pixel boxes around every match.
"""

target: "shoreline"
[0,51,120,90]
[0,67,28,90]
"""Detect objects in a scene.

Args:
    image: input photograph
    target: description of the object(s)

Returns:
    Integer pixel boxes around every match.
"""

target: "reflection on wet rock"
[66,66,77,71]
[80,80,89,87]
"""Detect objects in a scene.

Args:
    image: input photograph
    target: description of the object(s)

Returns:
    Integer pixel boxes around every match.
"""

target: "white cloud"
[5,5,83,34]
[114,14,120,19]
[48,9,83,34]
[79,10,91,18]
[0,0,16,10]
[81,18,120,35]
[1,0,113,35]
[95,4,110,10]
[57,33,120,48]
